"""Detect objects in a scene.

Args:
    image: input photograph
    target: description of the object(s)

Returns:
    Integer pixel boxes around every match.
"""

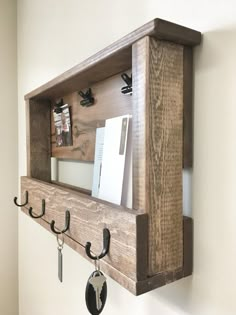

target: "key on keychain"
[89,271,106,311]
[57,234,64,283]
[85,257,107,315]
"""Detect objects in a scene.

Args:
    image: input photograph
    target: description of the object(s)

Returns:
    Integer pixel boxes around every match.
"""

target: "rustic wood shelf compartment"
[21,18,201,295]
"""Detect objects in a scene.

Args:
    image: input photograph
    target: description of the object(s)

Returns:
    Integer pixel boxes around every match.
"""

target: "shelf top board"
[25,18,201,101]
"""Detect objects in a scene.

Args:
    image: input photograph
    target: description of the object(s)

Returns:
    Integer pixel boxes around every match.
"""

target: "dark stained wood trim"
[24,18,201,101]
[183,47,193,168]
[136,214,148,281]
[183,216,193,276]
[153,19,201,46]
[27,100,51,182]
[136,268,184,295]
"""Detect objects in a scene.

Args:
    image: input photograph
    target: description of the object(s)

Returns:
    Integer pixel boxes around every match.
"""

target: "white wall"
[0,1,18,314]
[17,1,236,314]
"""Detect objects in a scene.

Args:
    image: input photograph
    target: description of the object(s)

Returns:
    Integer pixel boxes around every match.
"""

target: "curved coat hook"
[14,191,28,207]
[50,210,70,234]
[85,228,110,260]
[29,199,46,219]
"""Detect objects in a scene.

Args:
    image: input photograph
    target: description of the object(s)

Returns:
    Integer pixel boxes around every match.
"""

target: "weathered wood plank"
[148,38,183,274]
[183,216,193,276]
[132,37,149,212]
[26,100,51,182]
[21,206,138,294]
[136,268,183,295]
[132,37,183,275]
[183,47,193,168]
[20,178,192,295]
[51,71,132,161]
[24,18,200,101]
[21,176,148,281]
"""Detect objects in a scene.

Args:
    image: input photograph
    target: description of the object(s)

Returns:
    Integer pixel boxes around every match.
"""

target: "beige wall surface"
[17,1,236,315]
[0,0,18,314]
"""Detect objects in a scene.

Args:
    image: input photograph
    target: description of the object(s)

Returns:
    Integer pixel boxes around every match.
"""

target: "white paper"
[121,117,132,208]
[92,128,105,198]
[51,157,58,181]
[98,115,130,205]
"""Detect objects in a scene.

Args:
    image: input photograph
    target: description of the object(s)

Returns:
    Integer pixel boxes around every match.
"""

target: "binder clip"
[121,73,132,95]
[54,99,64,113]
[78,88,94,107]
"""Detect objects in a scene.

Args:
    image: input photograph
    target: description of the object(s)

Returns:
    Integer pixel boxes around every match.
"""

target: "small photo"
[53,104,73,147]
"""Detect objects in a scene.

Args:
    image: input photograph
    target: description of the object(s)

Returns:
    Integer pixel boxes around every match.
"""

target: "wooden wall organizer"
[20,18,201,295]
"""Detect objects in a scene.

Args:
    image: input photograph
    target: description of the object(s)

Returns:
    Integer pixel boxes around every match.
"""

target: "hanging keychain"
[85,257,107,315]
[50,210,70,283]
[57,234,64,283]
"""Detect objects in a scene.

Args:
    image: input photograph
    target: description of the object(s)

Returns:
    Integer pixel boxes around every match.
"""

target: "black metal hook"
[121,73,132,95]
[14,191,29,207]
[50,210,70,234]
[28,199,46,219]
[78,88,94,107]
[85,228,110,260]
[54,98,64,113]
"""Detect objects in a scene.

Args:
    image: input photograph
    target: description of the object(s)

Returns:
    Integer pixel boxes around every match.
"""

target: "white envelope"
[98,115,131,205]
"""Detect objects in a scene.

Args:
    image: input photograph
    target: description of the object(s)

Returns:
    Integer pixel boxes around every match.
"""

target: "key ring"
[57,234,64,250]
[95,257,101,272]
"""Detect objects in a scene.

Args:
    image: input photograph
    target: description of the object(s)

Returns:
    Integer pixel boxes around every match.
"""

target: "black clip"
[85,228,110,260]
[29,199,46,219]
[50,210,70,235]
[14,191,29,207]
[54,99,64,113]
[78,88,94,107]
[121,73,132,95]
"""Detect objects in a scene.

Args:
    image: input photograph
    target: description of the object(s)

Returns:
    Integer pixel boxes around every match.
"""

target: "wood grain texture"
[183,216,193,276]
[136,216,193,295]
[153,19,201,46]
[136,268,183,295]
[24,18,201,101]
[21,205,138,294]
[22,18,199,294]
[51,71,132,161]
[148,38,183,274]
[132,37,149,212]
[20,176,192,295]
[27,100,51,182]
[183,47,193,168]
[132,37,184,275]
[21,176,148,281]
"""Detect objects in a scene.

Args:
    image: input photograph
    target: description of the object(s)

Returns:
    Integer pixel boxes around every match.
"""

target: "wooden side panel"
[183,47,193,168]
[183,216,193,276]
[136,216,193,295]
[132,37,149,211]
[148,38,184,274]
[133,37,184,275]
[26,99,51,182]
[21,176,148,282]
[51,71,132,161]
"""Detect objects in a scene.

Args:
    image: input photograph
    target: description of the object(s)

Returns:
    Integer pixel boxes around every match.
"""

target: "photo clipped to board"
[53,104,73,147]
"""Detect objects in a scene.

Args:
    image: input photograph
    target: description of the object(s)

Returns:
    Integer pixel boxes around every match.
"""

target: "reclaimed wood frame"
[21,18,201,295]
